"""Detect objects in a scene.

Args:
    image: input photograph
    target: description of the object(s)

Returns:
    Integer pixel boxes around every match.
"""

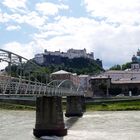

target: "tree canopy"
[110,62,132,70]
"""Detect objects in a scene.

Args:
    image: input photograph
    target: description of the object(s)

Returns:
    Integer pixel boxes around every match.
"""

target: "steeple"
[137,48,140,56]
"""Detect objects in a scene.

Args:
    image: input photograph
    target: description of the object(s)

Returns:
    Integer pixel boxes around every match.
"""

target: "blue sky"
[1,0,140,69]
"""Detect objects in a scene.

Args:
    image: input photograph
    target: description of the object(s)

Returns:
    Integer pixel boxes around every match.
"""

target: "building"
[34,54,44,64]
[90,76,111,97]
[102,70,140,81]
[89,49,140,97]
[110,79,140,96]
[34,48,94,65]
[90,70,140,97]
[131,49,140,70]
[79,75,90,91]
[50,70,80,87]
[79,74,94,97]
[51,70,94,97]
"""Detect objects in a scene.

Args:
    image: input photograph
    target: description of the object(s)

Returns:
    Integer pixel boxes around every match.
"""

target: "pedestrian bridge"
[0,49,86,138]
[0,75,84,96]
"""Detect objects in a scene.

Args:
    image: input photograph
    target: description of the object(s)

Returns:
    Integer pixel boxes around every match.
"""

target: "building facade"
[90,71,140,97]
[50,70,80,87]
[50,70,95,97]
[131,49,140,70]
[90,76,111,97]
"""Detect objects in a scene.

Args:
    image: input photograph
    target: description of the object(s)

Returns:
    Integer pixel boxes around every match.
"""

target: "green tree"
[110,64,121,70]
[122,62,132,70]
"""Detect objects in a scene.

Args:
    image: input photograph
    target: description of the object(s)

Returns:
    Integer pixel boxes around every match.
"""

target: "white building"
[67,48,87,59]
[34,48,94,64]
[34,54,44,64]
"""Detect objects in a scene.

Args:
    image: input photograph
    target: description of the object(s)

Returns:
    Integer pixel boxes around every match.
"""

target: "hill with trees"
[5,57,104,83]
[45,57,103,75]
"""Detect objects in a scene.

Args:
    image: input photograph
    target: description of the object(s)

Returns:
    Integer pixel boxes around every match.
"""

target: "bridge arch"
[0,49,41,71]
[48,79,78,90]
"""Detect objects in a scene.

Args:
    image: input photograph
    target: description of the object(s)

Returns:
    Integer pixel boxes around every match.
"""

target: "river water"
[0,110,140,140]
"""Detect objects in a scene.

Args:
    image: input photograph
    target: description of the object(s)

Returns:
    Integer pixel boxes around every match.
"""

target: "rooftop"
[91,75,109,80]
[51,70,71,75]
[112,80,140,84]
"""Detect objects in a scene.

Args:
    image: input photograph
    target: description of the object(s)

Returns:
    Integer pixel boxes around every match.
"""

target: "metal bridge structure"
[0,49,83,96]
[0,49,85,138]
[0,75,83,96]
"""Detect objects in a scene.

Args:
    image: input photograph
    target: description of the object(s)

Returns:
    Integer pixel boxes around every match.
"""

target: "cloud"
[2,41,43,60]
[1,12,46,28]
[83,0,140,25]
[32,17,99,52]
[6,25,21,31]
[2,0,27,12]
[36,2,69,16]
[22,12,47,28]
[33,16,140,68]
[1,0,140,70]
[0,41,42,69]
[35,17,99,38]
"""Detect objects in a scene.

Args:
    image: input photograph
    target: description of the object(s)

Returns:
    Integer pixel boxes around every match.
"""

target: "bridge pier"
[81,96,86,112]
[33,96,67,138]
[65,96,84,117]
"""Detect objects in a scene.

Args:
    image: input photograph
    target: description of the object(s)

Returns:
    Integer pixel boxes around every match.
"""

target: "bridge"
[0,49,85,138]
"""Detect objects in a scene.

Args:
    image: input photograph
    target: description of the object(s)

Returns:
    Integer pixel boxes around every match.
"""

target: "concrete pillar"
[33,96,67,138]
[65,96,84,117]
[81,96,86,112]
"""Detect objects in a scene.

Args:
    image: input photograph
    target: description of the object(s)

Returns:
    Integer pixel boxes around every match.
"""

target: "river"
[0,110,140,140]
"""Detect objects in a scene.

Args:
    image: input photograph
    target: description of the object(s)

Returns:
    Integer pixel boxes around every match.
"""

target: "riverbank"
[0,102,35,110]
[0,100,140,111]
[86,100,140,111]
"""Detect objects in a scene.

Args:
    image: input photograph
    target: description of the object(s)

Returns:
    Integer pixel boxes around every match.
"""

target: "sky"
[1,0,140,69]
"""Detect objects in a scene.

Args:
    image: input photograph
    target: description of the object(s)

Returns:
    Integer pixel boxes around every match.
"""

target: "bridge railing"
[0,76,84,96]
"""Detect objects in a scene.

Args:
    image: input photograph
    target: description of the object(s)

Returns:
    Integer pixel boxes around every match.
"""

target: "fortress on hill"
[34,48,94,65]
[33,48,102,68]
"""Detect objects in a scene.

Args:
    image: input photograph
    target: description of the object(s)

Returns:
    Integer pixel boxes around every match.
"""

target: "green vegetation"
[1,100,140,111]
[86,100,140,111]
[6,57,103,82]
[110,62,132,70]
[122,62,132,70]
[47,57,103,75]
[110,64,121,70]
[6,62,50,83]
[0,102,35,110]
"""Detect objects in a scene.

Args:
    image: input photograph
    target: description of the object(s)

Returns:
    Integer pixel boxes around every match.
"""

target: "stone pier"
[33,96,67,138]
[81,96,86,112]
[65,96,84,117]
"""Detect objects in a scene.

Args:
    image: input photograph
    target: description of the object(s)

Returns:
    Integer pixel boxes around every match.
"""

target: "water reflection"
[65,117,80,129]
